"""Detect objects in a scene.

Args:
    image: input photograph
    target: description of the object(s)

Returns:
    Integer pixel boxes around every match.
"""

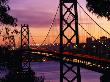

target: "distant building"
[100,36,107,42]
[107,38,110,43]
[86,37,92,44]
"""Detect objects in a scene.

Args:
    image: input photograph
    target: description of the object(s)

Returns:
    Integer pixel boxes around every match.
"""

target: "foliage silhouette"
[86,0,110,20]
[0,0,17,26]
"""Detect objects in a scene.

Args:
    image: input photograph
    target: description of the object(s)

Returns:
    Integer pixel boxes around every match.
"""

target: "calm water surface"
[31,61,102,82]
[0,61,102,82]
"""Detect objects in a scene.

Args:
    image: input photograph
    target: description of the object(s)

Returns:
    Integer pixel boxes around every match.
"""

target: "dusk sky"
[9,0,60,44]
[6,0,110,44]
[9,0,59,27]
[8,0,109,27]
[1,0,107,82]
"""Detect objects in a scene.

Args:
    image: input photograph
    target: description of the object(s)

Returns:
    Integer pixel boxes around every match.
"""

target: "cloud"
[10,8,58,27]
[8,0,59,28]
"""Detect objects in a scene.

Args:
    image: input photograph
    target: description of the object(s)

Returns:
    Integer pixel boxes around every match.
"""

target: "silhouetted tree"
[86,0,110,20]
[0,0,17,26]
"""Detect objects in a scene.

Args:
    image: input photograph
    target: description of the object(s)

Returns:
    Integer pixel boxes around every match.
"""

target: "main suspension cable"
[40,5,60,46]
[77,2,110,36]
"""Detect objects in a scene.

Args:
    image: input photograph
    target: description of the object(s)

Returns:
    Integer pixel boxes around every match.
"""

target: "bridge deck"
[30,48,110,73]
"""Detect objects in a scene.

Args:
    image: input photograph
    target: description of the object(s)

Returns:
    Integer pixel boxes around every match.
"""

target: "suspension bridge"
[0,0,110,82]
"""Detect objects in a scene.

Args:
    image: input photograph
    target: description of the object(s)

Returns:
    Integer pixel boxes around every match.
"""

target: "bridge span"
[29,48,110,74]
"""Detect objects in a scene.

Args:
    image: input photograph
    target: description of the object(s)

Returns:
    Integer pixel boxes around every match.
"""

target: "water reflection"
[31,61,102,82]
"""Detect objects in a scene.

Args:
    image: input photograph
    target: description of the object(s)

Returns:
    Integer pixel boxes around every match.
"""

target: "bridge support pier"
[60,61,81,82]
[100,73,110,82]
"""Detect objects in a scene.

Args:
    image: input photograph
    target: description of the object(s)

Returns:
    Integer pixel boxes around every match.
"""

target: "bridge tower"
[60,0,81,82]
[6,24,35,82]
[20,24,31,70]
[3,24,35,82]
[21,24,29,49]
[20,24,45,82]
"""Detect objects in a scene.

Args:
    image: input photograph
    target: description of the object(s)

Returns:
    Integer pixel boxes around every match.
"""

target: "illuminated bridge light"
[77,60,80,63]
[63,57,66,60]
[107,67,109,69]
[87,62,91,65]
[73,44,77,49]
[36,44,40,46]
[43,59,46,62]
[46,54,49,56]
[83,45,86,48]
[32,52,38,54]
[66,58,70,61]
[98,65,101,67]
[93,45,96,48]
[83,61,86,64]
[42,58,47,62]
[37,52,41,54]
[49,54,52,56]
[81,61,84,63]
[90,65,93,66]
[79,60,81,63]
[73,59,77,62]
[42,53,46,55]
[83,61,85,63]
[93,63,96,66]
[85,62,88,65]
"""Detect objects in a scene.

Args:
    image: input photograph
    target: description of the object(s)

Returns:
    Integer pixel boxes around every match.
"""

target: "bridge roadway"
[10,48,110,74]
[28,48,110,74]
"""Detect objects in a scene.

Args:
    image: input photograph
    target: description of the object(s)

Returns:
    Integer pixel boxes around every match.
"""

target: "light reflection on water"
[0,66,9,78]
[31,61,102,82]
[0,61,102,82]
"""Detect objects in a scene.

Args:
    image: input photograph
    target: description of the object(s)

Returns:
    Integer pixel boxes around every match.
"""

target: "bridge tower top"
[60,0,79,52]
[21,24,29,49]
